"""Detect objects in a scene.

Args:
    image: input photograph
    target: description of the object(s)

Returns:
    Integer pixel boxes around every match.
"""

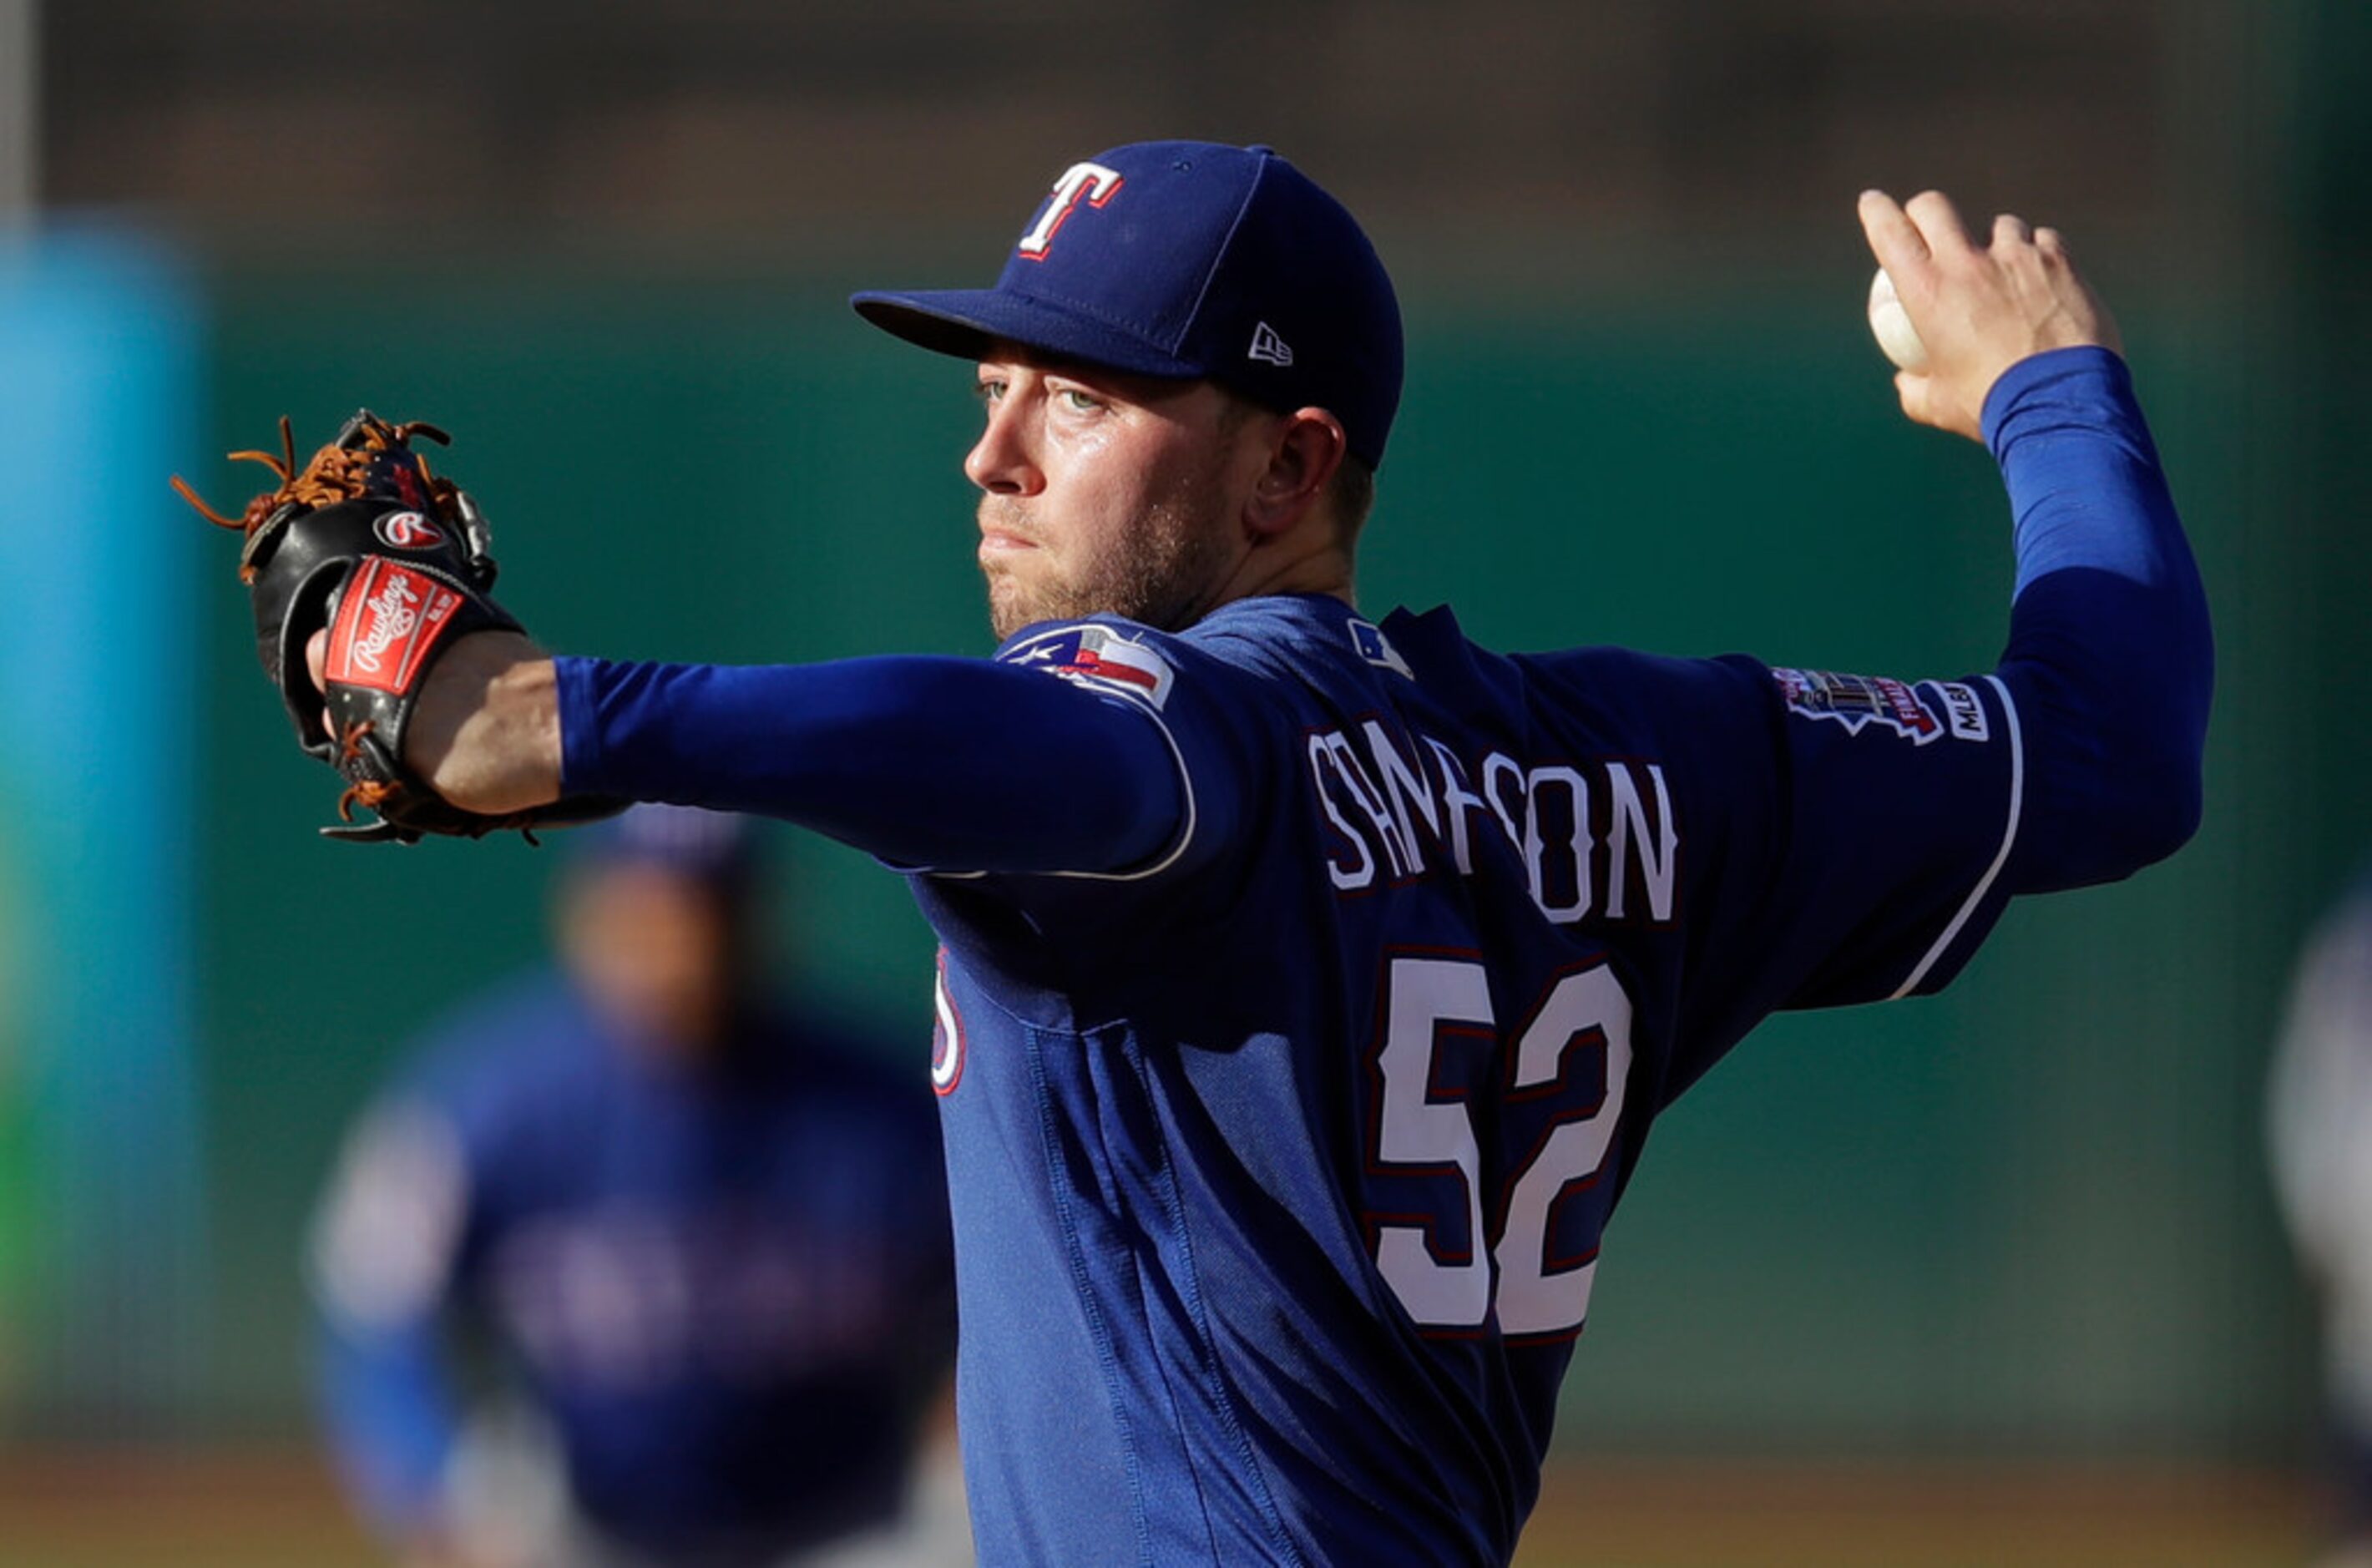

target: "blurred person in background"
[2271,863,2372,1568]
[308,804,966,1568]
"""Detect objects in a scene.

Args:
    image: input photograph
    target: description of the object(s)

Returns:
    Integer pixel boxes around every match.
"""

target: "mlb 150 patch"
[1772,667,1946,745]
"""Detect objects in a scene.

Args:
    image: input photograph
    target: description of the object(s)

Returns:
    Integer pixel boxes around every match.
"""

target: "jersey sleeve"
[1666,652,2027,1014]
[908,619,1261,889]
[1516,645,2029,1063]
[1536,347,2209,1092]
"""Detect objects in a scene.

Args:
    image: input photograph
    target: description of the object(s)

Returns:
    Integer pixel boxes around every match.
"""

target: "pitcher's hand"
[1858,188,2121,442]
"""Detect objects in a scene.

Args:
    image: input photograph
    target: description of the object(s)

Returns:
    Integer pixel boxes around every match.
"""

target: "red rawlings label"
[325,558,465,694]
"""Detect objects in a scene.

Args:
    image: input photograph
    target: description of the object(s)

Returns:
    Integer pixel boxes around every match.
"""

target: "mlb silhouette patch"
[1349,618,1413,678]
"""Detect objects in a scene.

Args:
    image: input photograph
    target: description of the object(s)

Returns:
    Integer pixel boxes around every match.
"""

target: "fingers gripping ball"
[174,411,622,844]
[1866,266,1929,373]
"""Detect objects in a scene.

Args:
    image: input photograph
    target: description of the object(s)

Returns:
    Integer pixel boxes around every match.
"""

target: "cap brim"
[852,288,1206,381]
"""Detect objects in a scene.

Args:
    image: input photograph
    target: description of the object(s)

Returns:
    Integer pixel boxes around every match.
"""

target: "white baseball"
[1866,266,1929,373]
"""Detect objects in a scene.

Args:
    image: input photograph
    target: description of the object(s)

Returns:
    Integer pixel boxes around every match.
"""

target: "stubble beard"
[980,495,1235,641]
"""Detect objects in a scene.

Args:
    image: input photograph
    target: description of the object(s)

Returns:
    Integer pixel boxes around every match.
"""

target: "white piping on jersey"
[925,693,1199,883]
[1891,674,2024,999]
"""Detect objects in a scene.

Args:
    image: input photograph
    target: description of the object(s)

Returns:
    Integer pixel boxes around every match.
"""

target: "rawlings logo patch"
[1773,667,1943,745]
[372,510,445,550]
[326,559,465,693]
[1000,624,1176,710]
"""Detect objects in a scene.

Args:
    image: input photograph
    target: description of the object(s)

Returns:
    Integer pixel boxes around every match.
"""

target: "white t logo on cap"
[1017,162,1125,260]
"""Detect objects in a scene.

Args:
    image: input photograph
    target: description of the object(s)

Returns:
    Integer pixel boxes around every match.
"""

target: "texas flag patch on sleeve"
[999,624,1176,710]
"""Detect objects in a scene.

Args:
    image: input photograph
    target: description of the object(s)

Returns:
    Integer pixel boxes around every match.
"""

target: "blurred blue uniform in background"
[309,807,963,1568]
[2272,864,2372,1568]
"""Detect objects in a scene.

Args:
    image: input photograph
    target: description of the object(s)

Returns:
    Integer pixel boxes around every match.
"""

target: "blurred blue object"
[568,802,759,888]
[0,226,205,1432]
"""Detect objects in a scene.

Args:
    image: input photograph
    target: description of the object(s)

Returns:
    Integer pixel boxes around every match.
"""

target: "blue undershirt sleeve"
[1985,346,2213,892]
[555,654,1188,873]
[309,1092,476,1545]
[315,1312,465,1540]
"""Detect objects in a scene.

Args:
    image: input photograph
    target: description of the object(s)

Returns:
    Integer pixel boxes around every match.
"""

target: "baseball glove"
[175,410,623,844]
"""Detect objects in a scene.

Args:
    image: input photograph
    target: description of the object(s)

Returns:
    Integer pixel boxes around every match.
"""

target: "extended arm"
[554,654,1188,872]
[1860,189,2209,890]
[317,628,1190,873]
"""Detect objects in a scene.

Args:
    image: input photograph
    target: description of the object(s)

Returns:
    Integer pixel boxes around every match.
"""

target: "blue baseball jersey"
[311,973,955,1564]
[913,601,2032,1565]
[554,348,2212,1565]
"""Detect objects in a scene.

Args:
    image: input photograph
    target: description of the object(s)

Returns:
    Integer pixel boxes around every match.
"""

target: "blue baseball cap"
[569,803,759,889]
[852,141,1404,468]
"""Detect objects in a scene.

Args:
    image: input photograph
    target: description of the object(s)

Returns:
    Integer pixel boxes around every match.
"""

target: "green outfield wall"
[185,262,2354,1459]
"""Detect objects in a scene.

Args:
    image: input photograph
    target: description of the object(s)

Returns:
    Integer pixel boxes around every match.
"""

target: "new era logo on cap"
[850,140,1405,468]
